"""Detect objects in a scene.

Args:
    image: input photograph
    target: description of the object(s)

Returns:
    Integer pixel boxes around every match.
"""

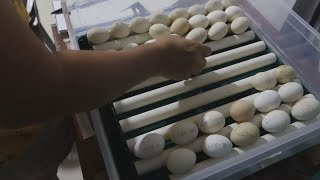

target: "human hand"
[152,36,211,80]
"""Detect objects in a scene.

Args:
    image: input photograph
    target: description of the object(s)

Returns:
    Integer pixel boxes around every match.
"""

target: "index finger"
[200,45,212,57]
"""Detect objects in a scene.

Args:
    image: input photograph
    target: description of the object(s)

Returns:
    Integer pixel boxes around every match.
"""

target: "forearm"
[0,0,161,127]
[54,45,161,113]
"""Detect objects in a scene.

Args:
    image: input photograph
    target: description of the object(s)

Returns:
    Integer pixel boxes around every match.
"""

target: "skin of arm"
[0,0,211,128]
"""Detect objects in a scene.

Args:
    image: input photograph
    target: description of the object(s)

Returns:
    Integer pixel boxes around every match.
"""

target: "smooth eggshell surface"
[166,148,196,174]
[222,0,236,8]
[230,122,260,146]
[225,6,245,22]
[251,71,277,91]
[149,24,171,39]
[197,111,225,133]
[150,13,171,26]
[278,82,304,103]
[188,5,207,16]
[208,22,228,40]
[230,100,256,122]
[231,17,249,34]
[205,0,224,12]
[109,22,130,39]
[291,98,320,121]
[274,65,296,84]
[254,90,281,112]
[262,110,291,133]
[216,126,233,138]
[207,10,228,25]
[249,114,265,127]
[170,18,191,35]
[133,133,165,159]
[189,14,209,29]
[145,39,157,44]
[87,27,110,45]
[186,27,208,44]
[170,121,199,145]
[300,94,316,100]
[123,43,138,50]
[129,17,152,33]
[203,135,233,158]
[169,8,190,21]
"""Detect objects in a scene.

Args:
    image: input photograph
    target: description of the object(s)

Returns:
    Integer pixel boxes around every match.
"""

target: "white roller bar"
[123,31,257,93]
[205,41,266,68]
[119,68,276,133]
[115,52,275,114]
[128,76,168,92]
[205,30,255,52]
[126,93,259,151]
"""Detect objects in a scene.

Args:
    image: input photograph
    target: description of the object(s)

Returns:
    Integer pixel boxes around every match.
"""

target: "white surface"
[36,0,55,40]
[57,144,84,180]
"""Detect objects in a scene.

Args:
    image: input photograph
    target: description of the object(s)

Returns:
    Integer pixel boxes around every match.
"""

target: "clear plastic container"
[62,0,320,179]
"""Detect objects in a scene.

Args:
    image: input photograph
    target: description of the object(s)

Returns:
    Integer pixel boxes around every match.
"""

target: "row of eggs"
[135,95,320,174]
[87,1,246,45]
[132,65,320,174]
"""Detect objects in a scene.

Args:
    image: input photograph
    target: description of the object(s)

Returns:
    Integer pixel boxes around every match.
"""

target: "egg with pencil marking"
[133,133,165,159]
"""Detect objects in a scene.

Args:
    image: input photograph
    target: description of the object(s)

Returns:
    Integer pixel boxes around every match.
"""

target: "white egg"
[87,27,110,45]
[166,148,196,174]
[222,0,236,8]
[123,43,138,50]
[230,122,260,146]
[225,6,245,22]
[291,98,320,121]
[109,22,130,39]
[216,126,233,138]
[278,82,304,103]
[293,79,302,85]
[149,24,171,39]
[106,49,117,52]
[182,136,206,153]
[189,14,209,29]
[272,85,282,92]
[276,104,293,114]
[150,13,171,26]
[133,133,165,159]
[129,17,152,33]
[300,94,316,99]
[262,110,291,133]
[169,8,190,21]
[274,65,296,84]
[205,0,224,12]
[145,39,157,44]
[197,111,225,133]
[230,100,256,122]
[188,5,207,16]
[231,17,249,34]
[186,27,208,44]
[249,114,265,127]
[203,135,233,158]
[208,22,228,40]
[251,71,277,91]
[170,18,191,35]
[254,90,281,112]
[170,121,199,145]
[207,10,228,25]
